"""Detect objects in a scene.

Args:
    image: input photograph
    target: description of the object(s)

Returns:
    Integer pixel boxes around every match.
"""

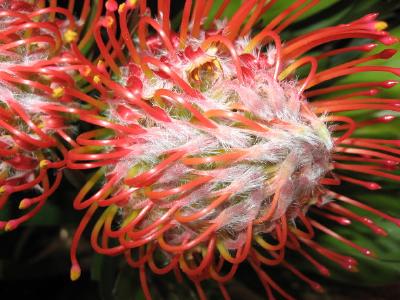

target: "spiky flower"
[0,0,84,230]
[28,0,398,299]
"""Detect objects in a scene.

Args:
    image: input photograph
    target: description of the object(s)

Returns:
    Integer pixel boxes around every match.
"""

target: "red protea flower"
[0,0,85,230]
[67,1,400,299]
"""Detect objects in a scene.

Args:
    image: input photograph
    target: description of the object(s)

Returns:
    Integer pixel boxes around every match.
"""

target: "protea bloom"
[0,0,88,230]
[65,0,400,299]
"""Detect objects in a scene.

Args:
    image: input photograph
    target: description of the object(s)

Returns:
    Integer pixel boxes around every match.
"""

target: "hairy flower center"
[114,38,333,244]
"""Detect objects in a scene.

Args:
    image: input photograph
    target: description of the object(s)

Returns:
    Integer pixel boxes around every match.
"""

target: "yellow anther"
[81,66,92,77]
[39,160,49,168]
[52,86,65,98]
[63,29,78,43]
[41,75,52,81]
[0,186,5,194]
[213,59,222,70]
[375,21,388,31]
[4,222,13,231]
[118,3,126,13]
[104,16,114,27]
[70,265,81,281]
[127,0,137,7]
[19,199,30,210]
[93,75,101,84]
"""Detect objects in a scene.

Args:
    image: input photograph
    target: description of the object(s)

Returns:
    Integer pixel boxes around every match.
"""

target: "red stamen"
[179,0,192,48]
[328,191,400,227]
[311,219,375,257]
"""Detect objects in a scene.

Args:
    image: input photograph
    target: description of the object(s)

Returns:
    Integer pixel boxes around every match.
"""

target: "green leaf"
[205,0,242,27]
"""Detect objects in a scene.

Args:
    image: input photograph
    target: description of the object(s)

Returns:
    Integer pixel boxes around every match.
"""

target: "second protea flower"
[0,0,101,230]
[0,0,78,230]
[68,1,400,299]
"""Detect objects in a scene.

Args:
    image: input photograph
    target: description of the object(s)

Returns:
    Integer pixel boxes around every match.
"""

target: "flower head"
[0,0,83,230]
[3,0,398,299]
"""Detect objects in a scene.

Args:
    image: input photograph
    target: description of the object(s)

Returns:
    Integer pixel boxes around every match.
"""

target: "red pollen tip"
[311,283,325,293]
[382,80,399,88]
[344,264,359,273]
[378,49,397,59]
[319,267,331,277]
[361,217,373,225]
[383,160,399,166]
[363,43,378,51]
[363,13,379,22]
[380,36,399,45]
[106,0,118,12]
[379,115,396,123]
[5,220,18,231]
[340,259,359,272]
[344,257,358,266]
[365,182,381,190]
[372,227,388,237]
[338,218,352,226]
[367,88,379,96]
[361,248,376,257]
